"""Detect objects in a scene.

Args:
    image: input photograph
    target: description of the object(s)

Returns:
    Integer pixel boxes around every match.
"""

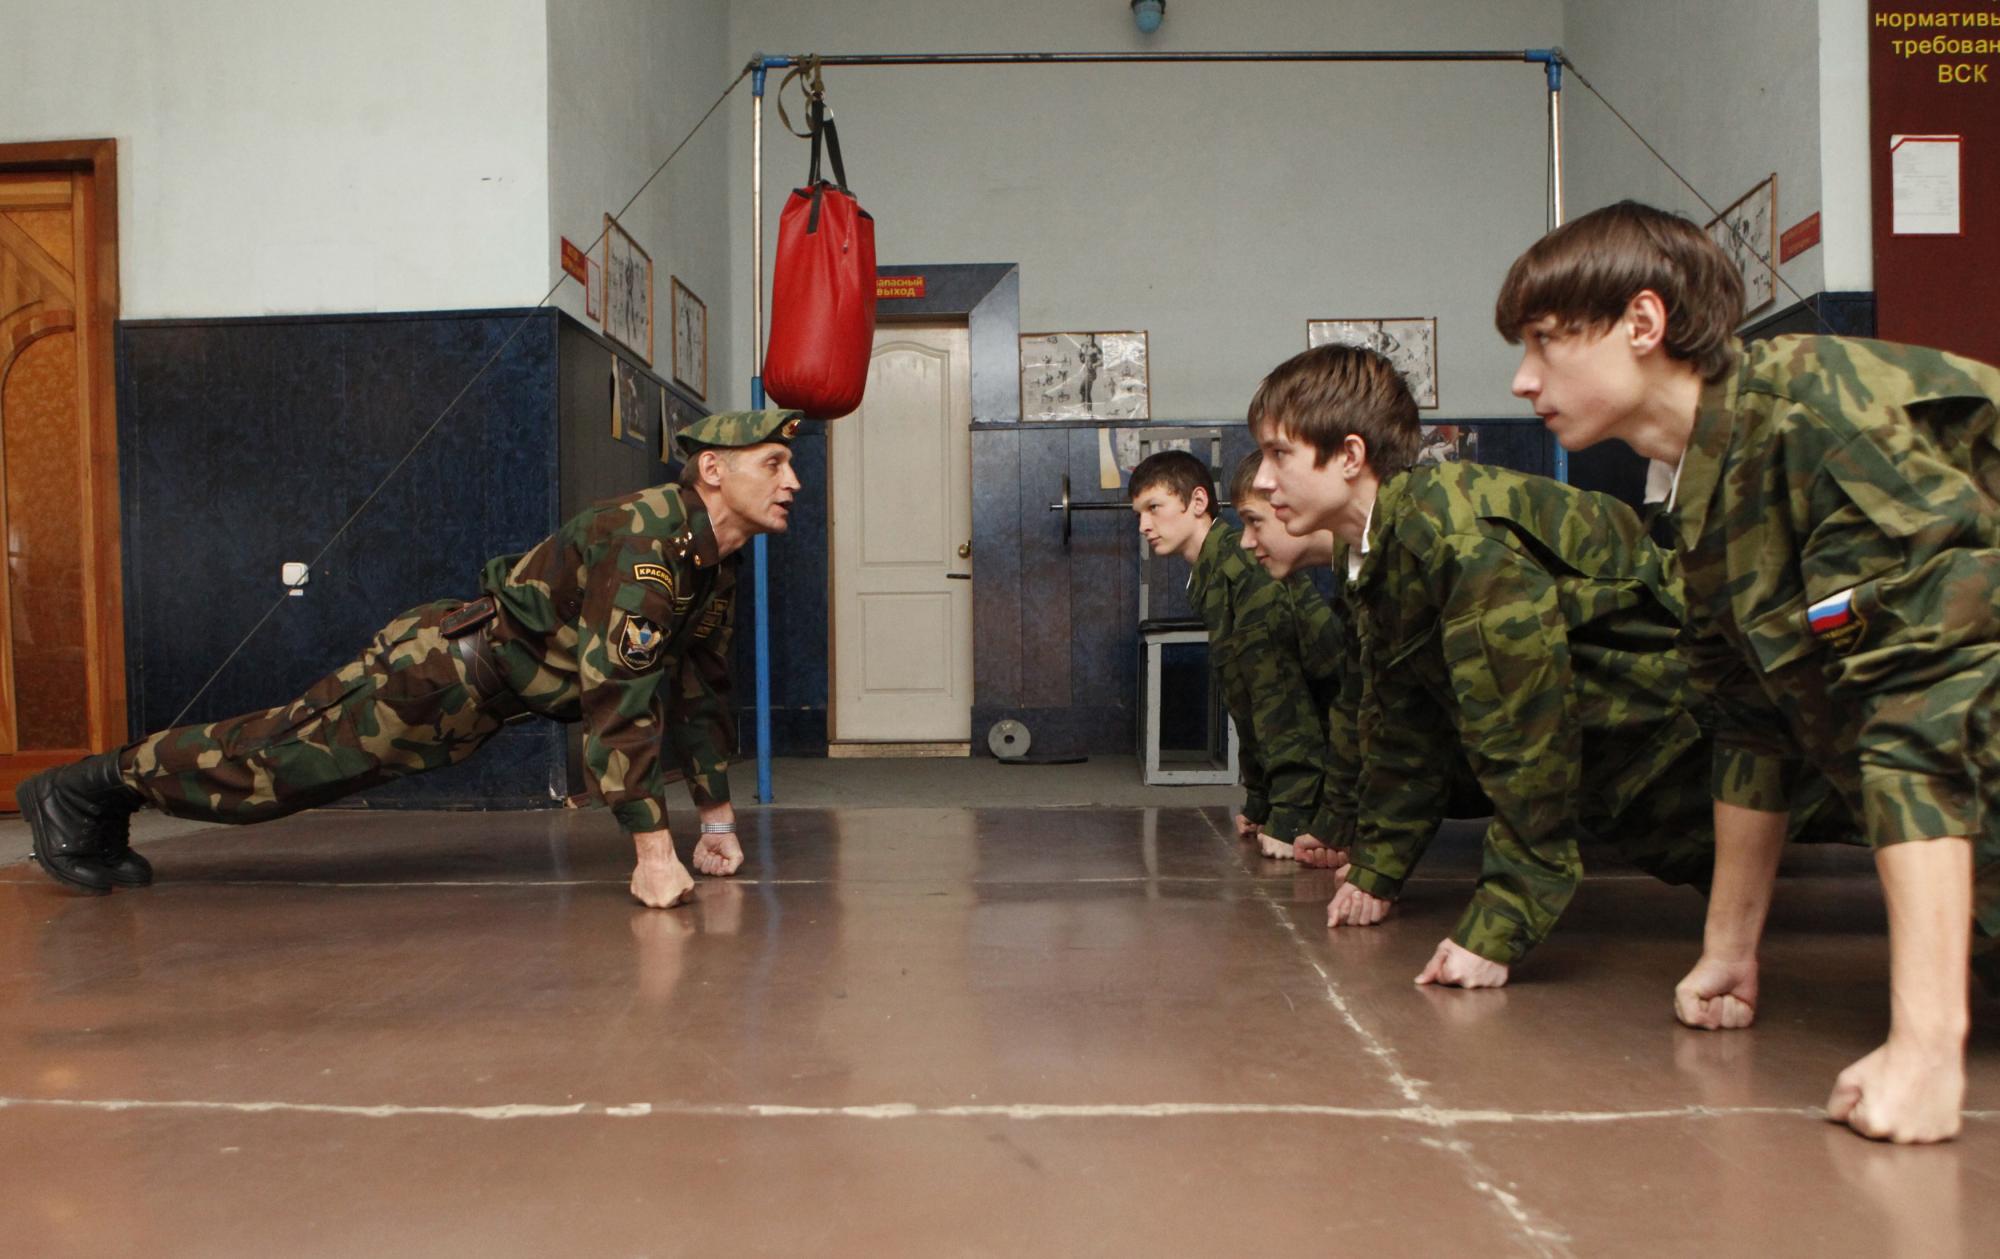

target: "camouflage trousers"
[120,601,516,824]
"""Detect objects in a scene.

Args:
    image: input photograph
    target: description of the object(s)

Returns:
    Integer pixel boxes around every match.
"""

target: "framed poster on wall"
[603,213,654,364]
[1018,331,1149,421]
[1706,174,1777,314]
[671,277,707,400]
[1307,316,1439,409]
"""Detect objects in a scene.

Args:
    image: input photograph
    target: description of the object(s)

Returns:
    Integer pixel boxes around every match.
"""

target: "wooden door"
[829,322,974,746]
[0,142,126,809]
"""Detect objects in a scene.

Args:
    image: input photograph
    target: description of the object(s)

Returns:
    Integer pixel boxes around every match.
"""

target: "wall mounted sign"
[1779,212,1822,263]
[1891,135,1962,235]
[878,274,927,299]
[561,237,589,285]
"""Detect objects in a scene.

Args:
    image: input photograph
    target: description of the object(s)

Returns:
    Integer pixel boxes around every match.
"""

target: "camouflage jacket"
[1295,571,1362,846]
[1673,335,2000,841]
[480,484,736,832]
[1189,521,1342,841]
[1345,462,1702,963]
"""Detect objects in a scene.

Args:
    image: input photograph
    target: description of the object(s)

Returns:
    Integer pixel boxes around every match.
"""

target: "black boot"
[96,808,155,888]
[20,753,148,894]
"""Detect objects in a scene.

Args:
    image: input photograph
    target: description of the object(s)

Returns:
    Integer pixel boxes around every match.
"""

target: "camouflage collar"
[1189,519,1241,596]
[1675,348,1750,550]
[668,486,725,570]
[1349,472,1406,592]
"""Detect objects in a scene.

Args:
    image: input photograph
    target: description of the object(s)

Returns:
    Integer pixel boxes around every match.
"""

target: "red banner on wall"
[1779,212,1822,262]
[560,237,590,285]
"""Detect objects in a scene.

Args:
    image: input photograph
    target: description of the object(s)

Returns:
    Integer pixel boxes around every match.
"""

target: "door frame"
[0,139,127,806]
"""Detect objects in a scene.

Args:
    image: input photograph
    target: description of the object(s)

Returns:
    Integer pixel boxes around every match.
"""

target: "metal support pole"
[760,49,1547,68]
[1546,56,1566,228]
[751,65,774,804]
[1545,53,1568,485]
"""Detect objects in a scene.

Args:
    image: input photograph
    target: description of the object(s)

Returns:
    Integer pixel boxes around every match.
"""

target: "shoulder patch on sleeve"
[634,562,676,597]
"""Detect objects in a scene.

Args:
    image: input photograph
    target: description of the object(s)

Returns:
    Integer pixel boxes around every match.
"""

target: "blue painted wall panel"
[117,309,566,809]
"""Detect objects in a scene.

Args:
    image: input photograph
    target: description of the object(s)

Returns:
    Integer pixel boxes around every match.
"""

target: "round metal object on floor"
[987,719,1032,760]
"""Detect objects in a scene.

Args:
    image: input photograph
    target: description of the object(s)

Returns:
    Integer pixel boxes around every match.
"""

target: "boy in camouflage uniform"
[1498,199,2000,1144]
[1129,450,1339,861]
[1250,344,1719,985]
[1226,452,1355,868]
[1234,453,1495,871]
[21,410,808,914]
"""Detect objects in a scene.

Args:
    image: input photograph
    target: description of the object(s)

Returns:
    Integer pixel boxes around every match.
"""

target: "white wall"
[724,0,1566,419]
[1558,0,1829,303]
[546,0,733,376]
[1817,0,1871,291]
[0,0,550,318]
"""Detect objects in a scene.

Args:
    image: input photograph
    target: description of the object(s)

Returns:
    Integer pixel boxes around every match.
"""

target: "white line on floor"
[7,1094,1989,1125]
[1200,811,1574,1259]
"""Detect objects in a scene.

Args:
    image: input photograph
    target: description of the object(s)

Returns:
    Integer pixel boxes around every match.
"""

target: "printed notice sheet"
[1891,135,1961,236]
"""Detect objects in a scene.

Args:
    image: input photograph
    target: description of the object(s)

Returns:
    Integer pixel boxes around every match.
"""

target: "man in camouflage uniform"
[1129,449,1338,861]
[1499,199,2000,1144]
[21,410,807,913]
[1249,343,1723,985]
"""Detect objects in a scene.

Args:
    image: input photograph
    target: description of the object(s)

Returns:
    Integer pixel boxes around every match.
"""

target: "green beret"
[674,409,806,458]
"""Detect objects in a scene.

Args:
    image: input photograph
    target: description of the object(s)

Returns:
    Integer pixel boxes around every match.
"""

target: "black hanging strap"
[803,89,852,234]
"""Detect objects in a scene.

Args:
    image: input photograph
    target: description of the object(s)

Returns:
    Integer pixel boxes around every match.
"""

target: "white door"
[830,322,974,743]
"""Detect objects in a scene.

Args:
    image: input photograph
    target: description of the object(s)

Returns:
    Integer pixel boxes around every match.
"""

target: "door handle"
[957,541,972,558]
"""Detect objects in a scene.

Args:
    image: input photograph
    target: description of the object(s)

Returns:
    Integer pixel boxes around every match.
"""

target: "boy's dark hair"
[1494,199,1744,382]
[1246,344,1420,478]
[1128,449,1215,516]
[1229,451,1267,508]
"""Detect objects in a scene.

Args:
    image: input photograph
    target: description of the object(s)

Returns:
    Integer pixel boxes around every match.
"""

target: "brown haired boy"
[1498,198,2000,1143]
[1128,450,1337,859]
[1251,344,1719,984]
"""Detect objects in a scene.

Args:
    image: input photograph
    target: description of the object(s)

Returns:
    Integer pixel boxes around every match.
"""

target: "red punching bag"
[764,95,876,420]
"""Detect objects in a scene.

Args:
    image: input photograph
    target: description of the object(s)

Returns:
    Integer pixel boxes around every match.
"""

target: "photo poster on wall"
[610,357,658,452]
[1306,316,1469,462]
[1706,174,1778,314]
[1019,331,1150,422]
[603,213,654,364]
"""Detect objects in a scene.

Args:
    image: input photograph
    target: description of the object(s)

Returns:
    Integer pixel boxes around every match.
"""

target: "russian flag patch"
[1806,588,1867,651]
[1807,589,1854,634]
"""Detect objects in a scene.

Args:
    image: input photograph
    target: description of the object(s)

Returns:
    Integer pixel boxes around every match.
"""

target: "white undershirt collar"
[1344,501,1374,583]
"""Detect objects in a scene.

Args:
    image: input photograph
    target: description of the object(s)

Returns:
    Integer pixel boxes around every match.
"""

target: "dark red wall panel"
[1869,2,2000,364]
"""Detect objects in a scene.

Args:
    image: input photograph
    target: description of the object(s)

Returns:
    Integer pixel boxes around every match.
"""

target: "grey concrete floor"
[2,782,1993,1257]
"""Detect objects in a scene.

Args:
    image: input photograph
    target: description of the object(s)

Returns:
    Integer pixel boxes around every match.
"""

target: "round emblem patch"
[618,613,667,670]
